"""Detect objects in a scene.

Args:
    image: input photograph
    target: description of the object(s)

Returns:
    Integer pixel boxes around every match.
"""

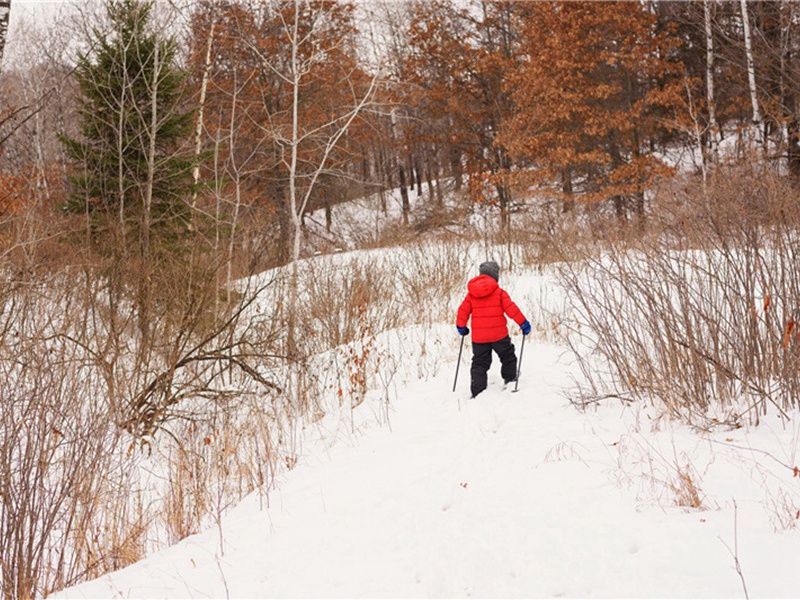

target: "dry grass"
[0,227,287,598]
[0,204,478,597]
[670,463,706,510]
[556,167,800,426]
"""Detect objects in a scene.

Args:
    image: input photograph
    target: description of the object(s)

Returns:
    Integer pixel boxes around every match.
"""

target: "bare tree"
[740,0,761,135]
[190,13,216,215]
[245,0,380,362]
[0,0,10,71]
[704,0,719,146]
[286,5,377,362]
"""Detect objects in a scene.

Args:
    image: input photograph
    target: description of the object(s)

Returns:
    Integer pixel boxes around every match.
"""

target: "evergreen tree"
[61,0,193,230]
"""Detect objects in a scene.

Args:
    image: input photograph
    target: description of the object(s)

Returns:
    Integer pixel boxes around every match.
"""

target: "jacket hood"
[467,274,499,299]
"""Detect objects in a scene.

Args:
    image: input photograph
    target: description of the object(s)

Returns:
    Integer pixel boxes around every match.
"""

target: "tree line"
[1,0,800,269]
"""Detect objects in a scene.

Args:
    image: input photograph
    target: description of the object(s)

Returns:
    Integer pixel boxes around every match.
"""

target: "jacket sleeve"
[500,289,526,326]
[456,295,472,328]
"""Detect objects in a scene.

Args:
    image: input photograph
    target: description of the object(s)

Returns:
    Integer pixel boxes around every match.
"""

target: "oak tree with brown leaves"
[500,1,682,222]
[402,0,522,228]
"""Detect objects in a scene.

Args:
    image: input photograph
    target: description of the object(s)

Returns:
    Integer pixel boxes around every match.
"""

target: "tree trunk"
[433,152,444,206]
[741,0,762,133]
[496,150,513,230]
[391,109,410,224]
[139,40,160,343]
[561,167,574,213]
[449,144,463,190]
[496,182,509,231]
[781,2,800,179]
[398,159,410,225]
[704,0,719,145]
[287,0,302,362]
[118,75,127,239]
[613,196,626,223]
[787,118,800,179]
[274,182,292,265]
[413,154,423,196]
[632,126,646,229]
[226,76,243,303]
[191,18,216,217]
[610,144,627,224]
[361,155,369,183]
[426,151,436,203]
[0,1,10,71]
[377,144,387,213]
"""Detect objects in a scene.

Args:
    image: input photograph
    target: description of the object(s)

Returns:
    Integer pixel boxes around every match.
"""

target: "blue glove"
[457,326,470,336]
[520,320,531,335]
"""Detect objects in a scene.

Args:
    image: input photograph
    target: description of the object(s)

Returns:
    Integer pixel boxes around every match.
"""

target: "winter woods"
[4,0,800,251]
[2,0,800,597]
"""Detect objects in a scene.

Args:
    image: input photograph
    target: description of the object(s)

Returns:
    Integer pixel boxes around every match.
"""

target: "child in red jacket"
[456,261,531,397]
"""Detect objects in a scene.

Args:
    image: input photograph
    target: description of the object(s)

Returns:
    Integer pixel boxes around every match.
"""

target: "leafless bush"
[499,198,625,270]
[255,241,469,411]
[558,168,800,426]
[0,235,290,596]
[392,241,473,324]
[290,240,471,357]
[0,201,475,597]
[296,255,398,353]
[0,277,135,599]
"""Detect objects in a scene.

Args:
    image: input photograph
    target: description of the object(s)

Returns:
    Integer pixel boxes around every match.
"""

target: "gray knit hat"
[479,261,500,281]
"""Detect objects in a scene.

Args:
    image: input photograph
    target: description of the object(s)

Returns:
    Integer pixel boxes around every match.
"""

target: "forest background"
[2,0,800,598]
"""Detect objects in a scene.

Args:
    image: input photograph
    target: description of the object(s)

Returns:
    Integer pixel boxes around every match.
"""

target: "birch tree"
[0,0,10,71]
[779,0,800,177]
[242,0,379,363]
[740,0,762,137]
[285,1,376,360]
[190,13,216,215]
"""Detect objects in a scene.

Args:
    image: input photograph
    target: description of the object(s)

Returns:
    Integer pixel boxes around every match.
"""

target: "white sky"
[5,0,398,69]
[4,0,98,65]
[7,0,80,48]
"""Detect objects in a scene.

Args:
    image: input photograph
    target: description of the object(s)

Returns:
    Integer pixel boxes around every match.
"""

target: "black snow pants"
[470,336,517,398]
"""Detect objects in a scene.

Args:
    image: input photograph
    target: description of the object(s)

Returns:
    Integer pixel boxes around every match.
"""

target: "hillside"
[56,261,800,599]
[6,1,800,597]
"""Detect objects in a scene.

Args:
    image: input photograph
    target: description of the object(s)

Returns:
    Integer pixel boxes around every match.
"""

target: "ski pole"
[512,333,526,393]
[453,334,466,392]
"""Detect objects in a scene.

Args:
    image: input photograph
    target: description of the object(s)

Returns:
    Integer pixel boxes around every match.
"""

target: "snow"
[41,218,800,598]
[55,326,800,598]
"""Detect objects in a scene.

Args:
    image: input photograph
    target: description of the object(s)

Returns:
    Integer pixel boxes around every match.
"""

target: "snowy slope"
[56,334,800,598]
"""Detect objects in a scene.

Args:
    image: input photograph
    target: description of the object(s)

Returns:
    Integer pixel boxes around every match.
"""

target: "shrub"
[558,167,800,426]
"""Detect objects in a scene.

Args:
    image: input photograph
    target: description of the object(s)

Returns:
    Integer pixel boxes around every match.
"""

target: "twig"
[671,337,791,421]
[719,499,750,600]
[709,439,797,473]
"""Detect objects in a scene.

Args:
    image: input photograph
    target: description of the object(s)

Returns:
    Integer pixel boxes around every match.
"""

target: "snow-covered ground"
[57,328,800,597]
[46,185,800,597]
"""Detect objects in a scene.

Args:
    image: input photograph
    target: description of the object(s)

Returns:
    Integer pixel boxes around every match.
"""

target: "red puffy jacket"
[456,275,527,343]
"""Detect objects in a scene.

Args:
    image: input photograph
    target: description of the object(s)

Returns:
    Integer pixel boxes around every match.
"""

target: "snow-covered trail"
[58,341,799,598]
